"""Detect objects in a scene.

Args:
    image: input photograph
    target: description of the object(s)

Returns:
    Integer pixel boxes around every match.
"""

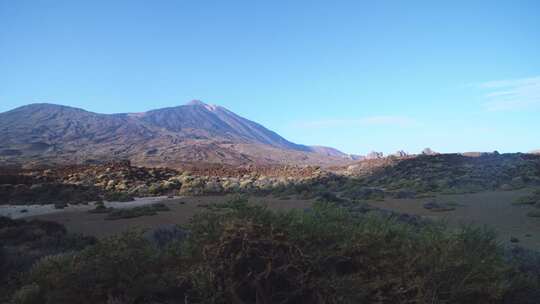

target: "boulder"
[366,151,384,159]
[105,180,116,190]
[421,148,438,155]
[115,182,128,191]
[393,150,408,158]
[128,184,149,195]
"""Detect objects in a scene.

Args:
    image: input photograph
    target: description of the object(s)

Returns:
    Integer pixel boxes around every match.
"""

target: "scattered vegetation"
[0,217,95,303]
[103,191,134,202]
[0,183,100,205]
[513,191,540,218]
[423,200,456,212]
[87,200,113,214]
[359,153,540,195]
[105,203,170,220]
[527,210,540,218]
[53,202,67,209]
[2,154,540,206]
[513,195,538,206]
[7,199,540,303]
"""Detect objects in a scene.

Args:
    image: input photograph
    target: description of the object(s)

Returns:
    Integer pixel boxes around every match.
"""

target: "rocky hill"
[0,101,354,168]
[358,153,540,193]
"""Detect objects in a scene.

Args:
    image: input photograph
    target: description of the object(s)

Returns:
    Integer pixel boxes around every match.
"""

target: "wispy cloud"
[477,76,540,111]
[291,115,418,129]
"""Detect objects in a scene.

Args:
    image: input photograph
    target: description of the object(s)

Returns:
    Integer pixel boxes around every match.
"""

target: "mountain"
[0,101,354,168]
[530,150,540,155]
[139,100,309,151]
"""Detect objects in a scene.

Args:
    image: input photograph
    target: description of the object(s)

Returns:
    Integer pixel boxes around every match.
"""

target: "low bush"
[105,203,170,220]
[423,200,456,212]
[87,201,113,214]
[341,186,385,201]
[1,217,95,303]
[182,199,512,303]
[103,191,134,202]
[513,195,538,205]
[25,232,188,304]
[0,183,100,205]
[527,210,540,218]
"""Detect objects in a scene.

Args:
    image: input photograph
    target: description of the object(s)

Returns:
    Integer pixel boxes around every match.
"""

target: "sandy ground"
[18,195,313,238]
[369,189,540,251]
[0,196,170,219]
[4,189,540,251]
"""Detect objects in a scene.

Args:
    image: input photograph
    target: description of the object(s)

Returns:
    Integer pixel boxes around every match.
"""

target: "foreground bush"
[0,183,100,205]
[105,203,170,220]
[22,232,188,304]
[10,200,540,303]
[0,217,95,303]
[184,200,508,303]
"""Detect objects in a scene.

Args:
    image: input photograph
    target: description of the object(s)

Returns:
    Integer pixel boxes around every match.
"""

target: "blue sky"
[1,0,539,155]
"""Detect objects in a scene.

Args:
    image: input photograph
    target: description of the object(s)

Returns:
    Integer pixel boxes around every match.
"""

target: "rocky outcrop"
[421,148,438,155]
[366,151,384,160]
[3,153,540,204]
[14,162,331,198]
[393,150,408,158]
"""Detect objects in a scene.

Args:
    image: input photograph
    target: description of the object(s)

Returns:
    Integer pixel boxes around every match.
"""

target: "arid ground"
[12,188,540,251]
[16,195,313,238]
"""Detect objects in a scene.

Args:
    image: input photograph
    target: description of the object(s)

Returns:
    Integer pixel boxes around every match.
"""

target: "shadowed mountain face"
[0,101,353,168]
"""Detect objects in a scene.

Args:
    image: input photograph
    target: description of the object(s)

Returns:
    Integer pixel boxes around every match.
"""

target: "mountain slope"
[0,101,353,168]
[139,100,309,151]
[0,103,156,146]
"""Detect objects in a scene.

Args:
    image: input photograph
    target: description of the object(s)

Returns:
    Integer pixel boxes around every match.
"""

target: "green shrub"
[53,202,67,209]
[105,203,170,220]
[527,210,540,217]
[1,217,95,303]
[103,191,134,202]
[11,283,41,304]
[513,195,538,205]
[182,200,509,303]
[87,201,113,214]
[11,199,538,303]
[26,232,187,304]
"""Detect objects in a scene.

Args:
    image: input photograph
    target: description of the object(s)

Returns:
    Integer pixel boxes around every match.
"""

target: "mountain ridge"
[0,101,355,168]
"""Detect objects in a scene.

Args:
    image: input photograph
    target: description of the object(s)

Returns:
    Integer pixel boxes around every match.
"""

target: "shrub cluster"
[103,191,134,202]
[7,199,540,303]
[0,217,95,303]
[512,189,540,218]
[0,183,100,205]
[360,153,540,194]
[104,203,170,220]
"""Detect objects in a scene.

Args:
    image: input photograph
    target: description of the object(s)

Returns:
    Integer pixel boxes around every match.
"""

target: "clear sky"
[1,0,539,155]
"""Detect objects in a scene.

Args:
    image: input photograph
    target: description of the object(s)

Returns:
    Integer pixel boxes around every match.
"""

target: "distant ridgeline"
[0,102,356,168]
